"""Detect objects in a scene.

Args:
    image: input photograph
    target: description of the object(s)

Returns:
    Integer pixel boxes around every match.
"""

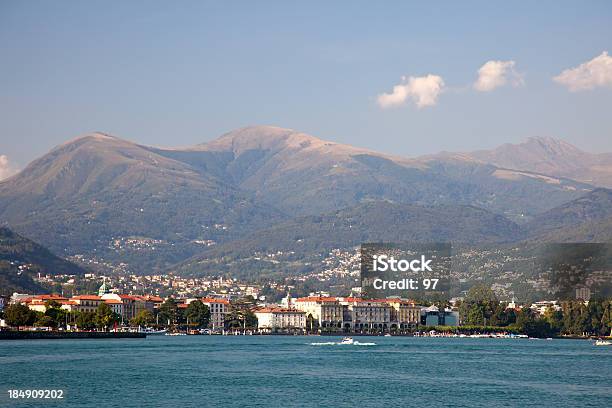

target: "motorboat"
[141,327,167,335]
[339,337,354,345]
[594,339,611,346]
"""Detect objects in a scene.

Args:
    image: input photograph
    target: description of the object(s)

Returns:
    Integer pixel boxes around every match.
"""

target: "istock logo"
[360,243,451,298]
[372,254,432,272]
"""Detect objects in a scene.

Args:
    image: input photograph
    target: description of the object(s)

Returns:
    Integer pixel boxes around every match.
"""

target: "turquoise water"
[1,336,611,407]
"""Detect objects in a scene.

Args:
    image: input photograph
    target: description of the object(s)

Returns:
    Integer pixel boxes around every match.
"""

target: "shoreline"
[0,331,146,340]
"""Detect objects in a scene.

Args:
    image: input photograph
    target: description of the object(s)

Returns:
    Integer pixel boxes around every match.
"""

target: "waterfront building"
[254,307,306,333]
[340,298,392,332]
[19,295,68,313]
[421,305,459,326]
[104,299,124,317]
[530,300,561,316]
[71,295,104,313]
[100,294,148,322]
[294,297,344,331]
[139,294,163,309]
[10,293,33,304]
[293,296,421,333]
[201,297,230,330]
[385,299,421,330]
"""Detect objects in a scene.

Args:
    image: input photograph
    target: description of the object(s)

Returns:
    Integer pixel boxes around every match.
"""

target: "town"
[1,279,610,340]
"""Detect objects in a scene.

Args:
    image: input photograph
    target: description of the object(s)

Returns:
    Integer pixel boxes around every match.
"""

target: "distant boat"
[340,337,354,345]
[384,333,392,337]
[594,339,611,346]
[140,328,167,335]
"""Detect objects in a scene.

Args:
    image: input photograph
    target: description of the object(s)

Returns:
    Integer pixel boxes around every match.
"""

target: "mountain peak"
[200,125,351,157]
[522,136,583,155]
[56,132,129,149]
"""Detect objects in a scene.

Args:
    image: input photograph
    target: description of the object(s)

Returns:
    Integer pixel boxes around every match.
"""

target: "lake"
[1,336,611,407]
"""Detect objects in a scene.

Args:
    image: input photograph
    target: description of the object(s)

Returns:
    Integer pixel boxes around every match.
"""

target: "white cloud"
[0,155,18,181]
[553,51,612,91]
[377,74,445,109]
[474,60,523,92]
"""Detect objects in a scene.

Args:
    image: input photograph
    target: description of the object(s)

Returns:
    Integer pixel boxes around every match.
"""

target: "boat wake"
[309,341,377,346]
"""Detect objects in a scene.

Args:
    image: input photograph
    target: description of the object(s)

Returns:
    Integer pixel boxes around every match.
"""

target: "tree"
[460,285,499,325]
[224,297,258,330]
[44,301,67,329]
[586,299,603,335]
[158,298,178,327]
[519,318,554,338]
[95,303,119,331]
[35,315,55,327]
[184,301,210,328]
[76,311,96,331]
[243,310,258,329]
[131,310,155,327]
[489,303,511,327]
[543,306,563,335]
[600,300,612,336]
[515,306,535,327]
[4,303,36,328]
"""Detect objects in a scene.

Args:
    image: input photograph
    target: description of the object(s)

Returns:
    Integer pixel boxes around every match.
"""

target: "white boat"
[339,337,354,345]
[384,334,392,337]
[594,339,612,346]
[141,328,167,335]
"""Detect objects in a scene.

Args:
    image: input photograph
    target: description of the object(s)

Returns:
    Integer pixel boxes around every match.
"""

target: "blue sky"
[1,1,611,173]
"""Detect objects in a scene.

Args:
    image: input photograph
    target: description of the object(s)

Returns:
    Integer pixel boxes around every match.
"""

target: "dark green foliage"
[4,303,36,327]
[95,302,120,330]
[130,310,155,327]
[184,300,210,328]
[459,285,500,326]
[75,311,96,331]
[158,298,178,326]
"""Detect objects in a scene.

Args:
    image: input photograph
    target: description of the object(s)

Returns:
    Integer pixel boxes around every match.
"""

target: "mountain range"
[436,136,612,188]
[0,126,610,277]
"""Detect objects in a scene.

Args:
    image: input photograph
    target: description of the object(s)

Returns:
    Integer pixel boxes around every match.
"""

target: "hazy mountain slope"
[451,136,612,188]
[0,133,285,273]
[0,227,84,295]
[156,126,590,220]
[174,201,523,278]
[532,216,612,243]
[526,188,612,237]
[0,127,602,277]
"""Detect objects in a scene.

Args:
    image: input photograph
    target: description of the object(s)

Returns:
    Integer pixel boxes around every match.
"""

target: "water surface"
[1,336,611,407]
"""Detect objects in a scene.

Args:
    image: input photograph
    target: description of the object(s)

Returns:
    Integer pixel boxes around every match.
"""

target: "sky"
[1,1,611,176]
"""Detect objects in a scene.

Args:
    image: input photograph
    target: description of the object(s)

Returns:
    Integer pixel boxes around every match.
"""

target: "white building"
[201,297,229,330]
[254,307,306,333]
[294,297,343,330]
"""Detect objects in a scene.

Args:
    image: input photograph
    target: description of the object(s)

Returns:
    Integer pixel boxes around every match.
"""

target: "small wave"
[309,342,337,346]
[354,341,376,346]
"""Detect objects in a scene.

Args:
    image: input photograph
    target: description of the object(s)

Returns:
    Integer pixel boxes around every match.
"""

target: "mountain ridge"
[0,126,603,276]
[436,136,612,187]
